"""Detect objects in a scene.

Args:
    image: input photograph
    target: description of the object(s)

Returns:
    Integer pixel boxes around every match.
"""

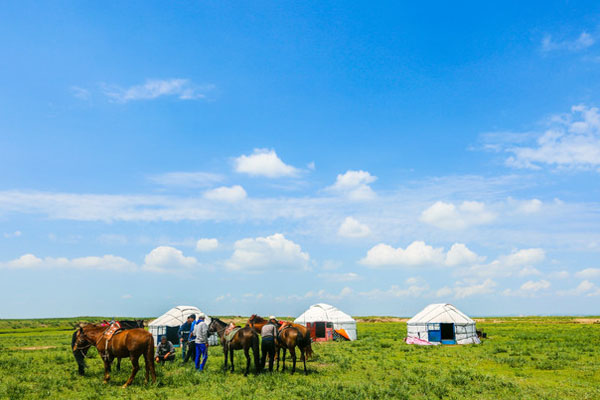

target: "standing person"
[155,336,176,363]
[184,316,198,363]
[178,314,195,362]
[260,316,278,372]
[193,313,209,371]
[71,330,88,376]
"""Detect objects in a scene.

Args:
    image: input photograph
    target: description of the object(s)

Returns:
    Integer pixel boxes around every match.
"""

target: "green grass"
[0,317,599,399]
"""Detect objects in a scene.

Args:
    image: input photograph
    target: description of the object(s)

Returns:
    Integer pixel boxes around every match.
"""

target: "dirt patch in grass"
[573,318,600,324]
[12,346,57,351]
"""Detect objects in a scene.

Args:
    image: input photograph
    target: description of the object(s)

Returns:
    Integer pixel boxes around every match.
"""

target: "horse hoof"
[121,384,128,389]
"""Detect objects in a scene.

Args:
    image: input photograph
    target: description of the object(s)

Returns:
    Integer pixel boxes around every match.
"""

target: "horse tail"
[303,341,313,359]
[301,330,313,359]
[145,334,156,383]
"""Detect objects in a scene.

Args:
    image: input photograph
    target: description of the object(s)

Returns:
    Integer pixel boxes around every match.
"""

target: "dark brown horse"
[248,315,313,359]
[276,324,308,375]
[208,317,260,376]
[73,324,156,387]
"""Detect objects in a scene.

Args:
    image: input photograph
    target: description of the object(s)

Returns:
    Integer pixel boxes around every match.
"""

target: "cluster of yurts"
[148,303,480,346]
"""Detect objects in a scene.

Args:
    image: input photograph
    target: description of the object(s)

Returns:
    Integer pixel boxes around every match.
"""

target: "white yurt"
[294,303,357,341]
[148,305,208,345]
[407,303,480,345]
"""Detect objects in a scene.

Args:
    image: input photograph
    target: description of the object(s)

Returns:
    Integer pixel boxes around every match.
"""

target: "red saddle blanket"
[104,321,122,341]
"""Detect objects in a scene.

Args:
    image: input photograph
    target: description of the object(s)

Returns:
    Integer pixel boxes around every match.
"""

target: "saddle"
[224,324,241,342]
[99,322,122,359]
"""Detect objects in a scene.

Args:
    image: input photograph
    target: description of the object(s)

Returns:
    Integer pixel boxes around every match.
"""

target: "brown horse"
[276,324,308,375]
[248,315,313,359]
[208,317,260,376]
[73,324,156,387]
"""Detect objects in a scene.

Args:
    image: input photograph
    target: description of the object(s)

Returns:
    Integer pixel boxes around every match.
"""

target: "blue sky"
[1,1,600,318]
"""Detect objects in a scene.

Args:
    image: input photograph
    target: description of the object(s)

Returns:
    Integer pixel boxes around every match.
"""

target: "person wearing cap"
[178,314,195,362]
[192,313,209,371]
[260,316,278,372]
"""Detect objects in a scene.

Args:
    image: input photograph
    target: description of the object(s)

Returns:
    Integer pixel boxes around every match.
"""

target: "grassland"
[0,316,599,399]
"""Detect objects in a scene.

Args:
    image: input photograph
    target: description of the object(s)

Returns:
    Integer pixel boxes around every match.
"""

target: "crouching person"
[155,336,176,363]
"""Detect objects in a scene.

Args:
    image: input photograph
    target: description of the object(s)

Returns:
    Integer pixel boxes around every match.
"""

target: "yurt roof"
[407,304,474,325]
[148,305,203,327]
[294,303,355,324]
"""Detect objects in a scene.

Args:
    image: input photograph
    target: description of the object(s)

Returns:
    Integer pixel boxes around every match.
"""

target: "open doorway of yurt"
[440,323,455,344]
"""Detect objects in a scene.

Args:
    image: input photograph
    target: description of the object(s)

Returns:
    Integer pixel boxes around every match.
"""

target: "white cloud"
[225,233,309,271]
[575,268,600,279]
[0,254,137,271]
[454,279,496,299]
[435,287,453,298]
[445,243,484,266]
[142,246,198,272]
[338,217,371,238]
[3,230,22,238]
[521,279,551,292]
[503,279,551,297]
[360,241,482,269]
[284,287,353,302]
[196,238,219,252]
[234,149,299,178]
[70,86,91,100]
[121,294,133,299]
[503,105,600,170]
[511,198,543,214]
[328,170,377,200]
[360,241,444,267]
[541,32,595,52]
[203,185,247,202]
[317,272,361,282]
[558,280,600,296]
[501,248,545,267]
[149,172,223,188]
[466,248,546,278]
[549,270,570,279]
[517,266,542,276]
[102,79,213,102]
[359,284,430,299]
[322,260,342,270]
[421,201,496,230]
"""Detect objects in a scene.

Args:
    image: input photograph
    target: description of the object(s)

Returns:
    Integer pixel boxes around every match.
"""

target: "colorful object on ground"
[334,329,350,341]
[404,336,439,346]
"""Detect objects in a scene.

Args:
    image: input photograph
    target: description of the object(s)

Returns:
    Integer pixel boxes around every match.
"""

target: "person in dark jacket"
[178,314,195,362]
[260,316,278,372]
[71,330,88,376]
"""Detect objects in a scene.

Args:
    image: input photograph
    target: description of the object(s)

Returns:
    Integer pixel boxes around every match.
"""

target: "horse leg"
[290,347,297,375]
[122,355,140,388]
[102,358,111,383]
[223,347,228,372]
[282,347,287,372]
[301,347,307,375]
[244,346,250,377]
[117,357,121,371]
[230,347,235,373]
[276,347,280,371]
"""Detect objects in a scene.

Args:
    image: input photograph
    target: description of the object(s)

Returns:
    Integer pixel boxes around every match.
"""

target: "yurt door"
[440,323,456,344]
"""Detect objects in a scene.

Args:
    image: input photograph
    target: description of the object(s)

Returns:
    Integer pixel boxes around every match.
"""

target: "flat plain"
[0,316,599,399]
